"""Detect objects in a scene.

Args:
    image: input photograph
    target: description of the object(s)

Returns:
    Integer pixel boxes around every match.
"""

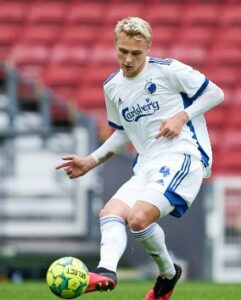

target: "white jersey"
[103,57,212,176]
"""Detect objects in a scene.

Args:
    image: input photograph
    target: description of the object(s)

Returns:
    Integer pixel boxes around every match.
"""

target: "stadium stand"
[0,0,240,174]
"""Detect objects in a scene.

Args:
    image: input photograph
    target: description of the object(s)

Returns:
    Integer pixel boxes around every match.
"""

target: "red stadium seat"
[10,44,49,66]
[0,25,20,46]
[81,65,119,86]
[21,25,60,46]
[104,4,145,24]
[97,25,115,46]
[206,68,237,88]
[182,5,221,26]
[0,46,10,60]
[205,107,225,129]
[66,3,104,25]
[232,88,241,107]
[0,3,26,24]
[169,44,208,67]
[76,85,105,110]
[177,26,215,47]
[222,6,241,26]
[222,129,241,150]
[214,150,241,175]
[28,3,66,24]
[151,25,178,47]
[145,4,182,26]
[61,25,98,46]
[50,44,88,66]
[226,107,241,128]
[217,27,241,47]
[43,65,82,87]
[209,46,241,67]
[91,45,117,65]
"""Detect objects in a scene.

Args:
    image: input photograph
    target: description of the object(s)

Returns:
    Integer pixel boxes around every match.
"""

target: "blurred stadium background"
[0,0,241,284]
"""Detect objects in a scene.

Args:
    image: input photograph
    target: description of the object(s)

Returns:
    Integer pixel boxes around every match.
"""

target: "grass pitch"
[0,280,240,300]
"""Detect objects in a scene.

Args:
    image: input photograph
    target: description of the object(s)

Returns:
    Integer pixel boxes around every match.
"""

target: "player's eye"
[118,48,129,54]
[132,51,142,56]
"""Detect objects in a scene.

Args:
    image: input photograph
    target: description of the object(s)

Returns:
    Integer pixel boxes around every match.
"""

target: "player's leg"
[128,196,182,300]
[86,198,129,293]
[128,196,176,277]
[130,155,203,299]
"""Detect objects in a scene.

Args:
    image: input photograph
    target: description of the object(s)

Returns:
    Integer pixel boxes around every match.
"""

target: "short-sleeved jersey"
[103,57,212,177]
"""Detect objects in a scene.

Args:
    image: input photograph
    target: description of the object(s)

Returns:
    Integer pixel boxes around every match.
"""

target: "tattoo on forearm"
[98,152,114,165]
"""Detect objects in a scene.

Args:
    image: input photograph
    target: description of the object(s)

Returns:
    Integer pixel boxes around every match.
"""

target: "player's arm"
[184,81,224,119]
[56,130,129,179]
[90,129,129,165]
[156,81,224,139]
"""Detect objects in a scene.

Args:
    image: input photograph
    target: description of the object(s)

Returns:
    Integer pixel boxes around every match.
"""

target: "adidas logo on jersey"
[122,98,160,122]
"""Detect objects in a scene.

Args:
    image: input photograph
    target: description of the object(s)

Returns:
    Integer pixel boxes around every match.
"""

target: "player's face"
[115,32,149,78]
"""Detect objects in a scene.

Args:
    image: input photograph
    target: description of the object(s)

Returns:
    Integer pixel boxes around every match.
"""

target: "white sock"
[132,223,175,279]
[97,215,127,273]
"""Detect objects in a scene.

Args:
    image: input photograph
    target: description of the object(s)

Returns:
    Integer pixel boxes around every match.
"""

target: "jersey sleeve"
[169,60,209,101]
[104,88,124,130]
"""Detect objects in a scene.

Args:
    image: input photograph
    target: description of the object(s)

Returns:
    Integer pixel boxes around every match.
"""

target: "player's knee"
[128,212,150,231]
[99,208,109,218]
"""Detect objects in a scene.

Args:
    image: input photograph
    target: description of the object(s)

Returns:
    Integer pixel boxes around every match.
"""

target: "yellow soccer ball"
[46,257,89,299]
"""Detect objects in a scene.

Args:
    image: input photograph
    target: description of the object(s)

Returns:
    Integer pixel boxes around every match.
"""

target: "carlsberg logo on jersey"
[122,98,160,122]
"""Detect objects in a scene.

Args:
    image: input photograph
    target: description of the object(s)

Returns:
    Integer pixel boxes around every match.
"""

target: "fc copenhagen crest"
[145,81,157,95]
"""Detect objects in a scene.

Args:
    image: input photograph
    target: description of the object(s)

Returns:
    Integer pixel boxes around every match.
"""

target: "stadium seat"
[28,3,66,24]
[226,107,241,128]
[218,27,241,46]
[222,129,241,150]
[43,65,81,87]
[97,25,115,46]
[0,3,26,24]
[11,44,49,66]
[205,107,225,129]
[206,68,237,88]
[0,46,10,60]
[50,44,88,66]
[21,25,60,46]
[145,4,182,26]
[61,25,98,46]
[214,150,241,175]
[232,88,241,107]
[169,44,208,67]
[182,5,221,26]
[222,6,241,26]
[151,25,178,47]
[177,26,215,47]
[66,3,104,25]
[76,85,105,109]
[91,45,117,65]
[81,65,119,86]
[104,3,144,24]
[0,25,20,46]
[209,46,241,67]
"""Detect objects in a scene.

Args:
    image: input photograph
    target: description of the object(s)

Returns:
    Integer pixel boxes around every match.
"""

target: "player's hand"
[55,155,97,179]
[156,111,189,139]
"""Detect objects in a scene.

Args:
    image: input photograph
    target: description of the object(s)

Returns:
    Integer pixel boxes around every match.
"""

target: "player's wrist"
[86,155,98,168]
[180,110,189,123]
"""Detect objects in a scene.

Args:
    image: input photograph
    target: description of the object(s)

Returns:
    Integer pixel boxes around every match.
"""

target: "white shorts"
[112,154,204,218]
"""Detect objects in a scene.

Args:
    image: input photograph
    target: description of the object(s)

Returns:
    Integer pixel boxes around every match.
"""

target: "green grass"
[0,280,241,300]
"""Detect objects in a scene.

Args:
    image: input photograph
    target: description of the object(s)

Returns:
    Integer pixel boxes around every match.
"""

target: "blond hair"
[114,17,152,47]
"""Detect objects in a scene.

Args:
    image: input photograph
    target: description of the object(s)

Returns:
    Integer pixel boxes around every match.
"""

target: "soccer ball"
[46,257,89,299]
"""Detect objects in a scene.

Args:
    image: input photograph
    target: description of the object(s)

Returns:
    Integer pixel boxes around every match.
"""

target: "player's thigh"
[100,198,130,221]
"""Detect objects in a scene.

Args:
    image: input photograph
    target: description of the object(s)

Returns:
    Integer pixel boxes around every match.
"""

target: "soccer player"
[56,17,224,300]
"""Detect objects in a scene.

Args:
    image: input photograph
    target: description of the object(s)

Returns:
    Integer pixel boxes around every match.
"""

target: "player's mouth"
[124,65,134,71]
